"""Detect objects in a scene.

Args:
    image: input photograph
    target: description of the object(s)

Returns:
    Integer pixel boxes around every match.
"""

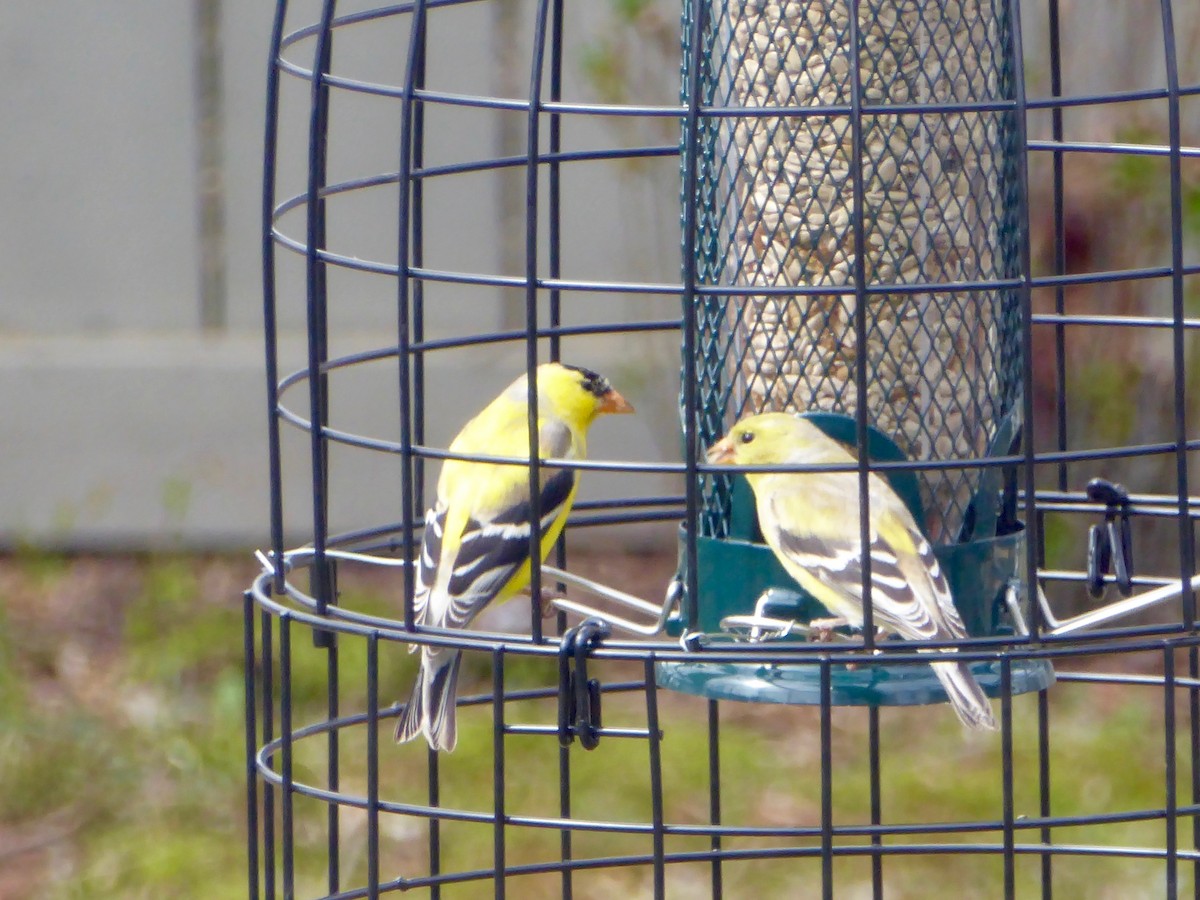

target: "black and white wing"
[425,417,579,632]
[767,493,957,641]
[434,467,577,630]
[409,506,444,627]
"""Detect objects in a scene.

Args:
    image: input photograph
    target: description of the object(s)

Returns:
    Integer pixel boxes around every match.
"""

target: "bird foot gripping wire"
[719,588,860,645]
[719,588,804,642]
[557,618,611,750]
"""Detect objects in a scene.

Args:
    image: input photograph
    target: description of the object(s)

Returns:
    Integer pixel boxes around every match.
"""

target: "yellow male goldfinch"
[707,412,997,731]
[396,363,634,751]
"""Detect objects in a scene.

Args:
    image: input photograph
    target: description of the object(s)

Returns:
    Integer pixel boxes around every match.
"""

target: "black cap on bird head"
[552,362,634,416]
[561,363,612,399]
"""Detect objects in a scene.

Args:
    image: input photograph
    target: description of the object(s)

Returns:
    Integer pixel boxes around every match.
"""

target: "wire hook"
[557,617,611,750]
[1086,478,1134,598]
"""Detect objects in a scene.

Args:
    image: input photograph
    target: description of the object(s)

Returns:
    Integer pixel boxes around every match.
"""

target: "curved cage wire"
[247,0,1200,896]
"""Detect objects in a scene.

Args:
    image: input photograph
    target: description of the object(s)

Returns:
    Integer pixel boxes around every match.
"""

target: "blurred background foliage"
[2,553,1197,897]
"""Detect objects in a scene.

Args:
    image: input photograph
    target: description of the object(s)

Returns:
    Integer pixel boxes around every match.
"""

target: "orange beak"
[706,435,735,465]
[598,388,635,415]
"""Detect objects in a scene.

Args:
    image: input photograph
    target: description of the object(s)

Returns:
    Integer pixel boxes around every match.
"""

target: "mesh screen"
[683,0,1024,543]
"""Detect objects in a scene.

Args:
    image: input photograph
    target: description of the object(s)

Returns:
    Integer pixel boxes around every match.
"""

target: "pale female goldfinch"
[396,363,634,751]
[707,412,997,731]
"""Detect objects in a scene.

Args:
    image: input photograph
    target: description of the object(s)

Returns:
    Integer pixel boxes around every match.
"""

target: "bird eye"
[739,431,755,444]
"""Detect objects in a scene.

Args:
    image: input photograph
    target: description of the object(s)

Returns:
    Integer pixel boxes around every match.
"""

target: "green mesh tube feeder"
[668,0,1052,707]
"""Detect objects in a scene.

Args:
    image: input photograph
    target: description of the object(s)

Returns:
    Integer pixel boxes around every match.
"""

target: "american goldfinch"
[707,412,997,731]
[396,362,634,751]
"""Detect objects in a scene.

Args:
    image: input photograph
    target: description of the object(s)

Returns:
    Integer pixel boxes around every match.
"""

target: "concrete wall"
[2,1,1194,550]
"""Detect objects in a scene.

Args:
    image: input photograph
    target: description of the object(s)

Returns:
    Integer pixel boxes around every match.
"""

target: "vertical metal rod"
[820,658,834,899]
[525,0,553,647]
[304,0,337,622]
[279,615,295,899]
[555,573,571,900]
[1165,645,1179,897]
[548,0,564,364]
[547,10,571,888]
[1001,658,1015,900]
[326,631,340,894]
[708,699,723,899]
[645,657,666,899]
[1047,0,1068,493]
[243,592,260,900]
[411,21,428,516]
[493,649,508,899]
[846,0,875,645]
[558,723,573,900]
[262,0,289,595]
[428,748,441,900]
[397,0,429,632]
[412,12,439,853]
[1157,0,1196,629]
[260,610,277,898]
[1030,508,1047,635]
[366,633,380,899]
[1006,0,1040,642]
[868,705,883,898]
[679,0,708,630]
[1158,0,1196,871]
[1037,686,1053,897]
[1190,644,1200,889]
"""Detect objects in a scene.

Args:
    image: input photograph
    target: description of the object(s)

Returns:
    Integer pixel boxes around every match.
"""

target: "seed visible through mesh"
[702,0,1016,542]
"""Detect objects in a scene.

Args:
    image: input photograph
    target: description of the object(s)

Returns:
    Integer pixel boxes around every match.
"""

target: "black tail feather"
[427,652,463,752]
[931,659,997,731]
[394,649,464,751]
[395,660,426,743]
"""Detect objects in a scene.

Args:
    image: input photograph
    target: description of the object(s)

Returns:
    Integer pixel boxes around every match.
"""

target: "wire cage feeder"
[246,0,1200,897]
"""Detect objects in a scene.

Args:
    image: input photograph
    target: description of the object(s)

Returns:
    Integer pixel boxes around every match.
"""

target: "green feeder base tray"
[655,656,1055,707]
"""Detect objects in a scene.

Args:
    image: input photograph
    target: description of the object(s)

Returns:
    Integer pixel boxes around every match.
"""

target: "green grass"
[1,554,1196,898]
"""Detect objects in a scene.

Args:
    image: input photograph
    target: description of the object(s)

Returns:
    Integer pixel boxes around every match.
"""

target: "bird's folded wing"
[418,408,579,630]
[411,506,443,625]
[439,468,576,628]
[774,519,940,639]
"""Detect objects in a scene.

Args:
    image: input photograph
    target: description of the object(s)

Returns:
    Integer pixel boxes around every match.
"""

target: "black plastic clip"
[557,617,611,750]
[1086,478,1134,599]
